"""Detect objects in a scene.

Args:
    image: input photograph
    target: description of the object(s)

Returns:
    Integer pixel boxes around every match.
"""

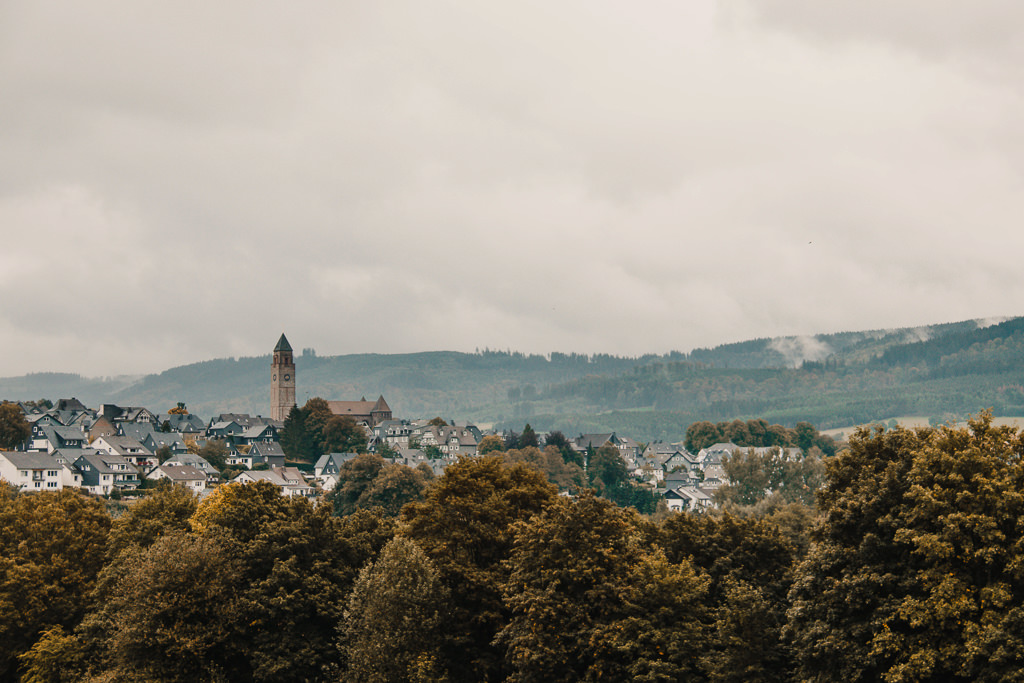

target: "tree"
[168,402,189,415]
[422,444,443,460]
[320,415,367,454]
[279,404,313,461]
[589,444,628,491]
[501,446,585,492]
[330,454,428,517]
[86,531,243,682]
[428,417,448,427]
[477,434,505,455]
[343,537,448,682]
[0,489,111,680]
[787,414,1024,682]
[198,439,229,472]
[685,421,721,452]
[500,492,709,681]
[0,402,30,450]
[543,430,581,466]
[518,424,538,449]
[401,456,558,681]
[155,444,172,463]
[660,511,801,682]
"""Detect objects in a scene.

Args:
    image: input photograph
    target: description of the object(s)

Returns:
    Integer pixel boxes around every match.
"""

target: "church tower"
[271,333,296,421]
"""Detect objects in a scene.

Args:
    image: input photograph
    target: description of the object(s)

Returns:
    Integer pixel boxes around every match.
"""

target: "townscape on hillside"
[0,335,838,513]
[0,393,813,512]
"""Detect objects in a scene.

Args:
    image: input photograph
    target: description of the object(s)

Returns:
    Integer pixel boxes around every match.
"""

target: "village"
[0,393,782,513]
[0,336,793,512]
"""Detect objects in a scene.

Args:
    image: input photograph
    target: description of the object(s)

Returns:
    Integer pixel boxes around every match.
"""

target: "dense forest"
[1,317,1021,440]
[3,414,1023,681]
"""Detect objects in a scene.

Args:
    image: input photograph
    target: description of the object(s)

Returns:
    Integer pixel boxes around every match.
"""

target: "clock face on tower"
[273,374,277,380]
[284,374,290,381]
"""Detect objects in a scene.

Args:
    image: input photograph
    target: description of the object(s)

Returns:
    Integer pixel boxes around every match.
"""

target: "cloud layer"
[1,1,1022,376]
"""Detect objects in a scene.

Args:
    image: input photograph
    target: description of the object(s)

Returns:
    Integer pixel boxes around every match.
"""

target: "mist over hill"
[2,316,1021,442]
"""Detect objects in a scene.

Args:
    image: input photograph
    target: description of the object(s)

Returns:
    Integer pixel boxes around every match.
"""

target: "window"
[47,482,57,488]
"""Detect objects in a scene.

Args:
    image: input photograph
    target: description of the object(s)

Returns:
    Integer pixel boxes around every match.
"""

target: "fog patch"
[769,336,833,368]
[903,327,932,343]
[976,316,1012,329]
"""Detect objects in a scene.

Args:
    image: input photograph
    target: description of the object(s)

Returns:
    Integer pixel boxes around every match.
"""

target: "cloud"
[0,1,1022,377]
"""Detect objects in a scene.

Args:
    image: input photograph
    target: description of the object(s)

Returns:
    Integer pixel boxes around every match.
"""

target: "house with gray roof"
[0,452,65,492]
[30,424,87,453]
[232,468,314,497]
[314,452,359,490]
[147,465,207,493]
[664,485,714,513]
[162,453,218,479]
[91,435,156,471]
[74,452,140,495]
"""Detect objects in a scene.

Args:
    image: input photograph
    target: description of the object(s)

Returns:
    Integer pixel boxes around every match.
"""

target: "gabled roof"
[314,452,359,472]
[575,433,617,449]
[249,442,285,457]
[163,453,214,470]
[326,400,378,417]
[0,451,59,470]
[152,465,206,481]
[274,334,292,352]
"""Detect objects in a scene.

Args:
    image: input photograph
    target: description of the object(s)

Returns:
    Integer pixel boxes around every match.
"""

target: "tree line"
[4,414,1024,681]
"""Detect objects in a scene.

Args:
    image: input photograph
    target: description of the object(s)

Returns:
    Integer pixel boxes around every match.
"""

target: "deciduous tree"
[787,414,1024,682]
[343,537,448,682]
[401,456,557,681]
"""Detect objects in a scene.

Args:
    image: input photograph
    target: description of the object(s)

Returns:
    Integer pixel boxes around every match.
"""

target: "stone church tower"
[270,333,296,421]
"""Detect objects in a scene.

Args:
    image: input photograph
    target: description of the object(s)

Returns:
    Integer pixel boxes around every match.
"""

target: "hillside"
[1,316,1021,441]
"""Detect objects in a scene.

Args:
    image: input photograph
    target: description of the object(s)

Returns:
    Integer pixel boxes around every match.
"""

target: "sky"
[2,1,1023,377]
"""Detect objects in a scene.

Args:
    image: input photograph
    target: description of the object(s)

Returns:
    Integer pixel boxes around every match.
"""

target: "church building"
[270,334,393,427]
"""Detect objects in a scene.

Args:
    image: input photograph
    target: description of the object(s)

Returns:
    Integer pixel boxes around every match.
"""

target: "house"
[158,412,207,436]
[697,442,741,465]
[664,485,714,512]
[88,415,119,441]
[0,451,65,491]
[91,435,157,471]
[49,449,85,488]
[162,453,218,480]
[206,421,244,442]
[372,420,414,450]
[147,465,207,493]
[74,452,140,495]
[29,424,87,453]
[239,423,279,445]
[228,441,286,469]
[272,466,315,496]
[314,452,359,491]
[214,413,282,430]
[100,404,159,425]
[233,467,314,497]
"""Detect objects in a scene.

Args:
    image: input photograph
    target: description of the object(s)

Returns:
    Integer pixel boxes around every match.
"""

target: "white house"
[0,452,64,492]
[147,465,207,493]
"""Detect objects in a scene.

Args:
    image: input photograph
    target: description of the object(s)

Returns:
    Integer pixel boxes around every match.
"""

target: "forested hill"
[1,316,1021,441]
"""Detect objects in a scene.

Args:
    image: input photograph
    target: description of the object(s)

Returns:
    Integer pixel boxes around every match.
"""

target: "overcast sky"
[2,1,1022,377]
